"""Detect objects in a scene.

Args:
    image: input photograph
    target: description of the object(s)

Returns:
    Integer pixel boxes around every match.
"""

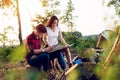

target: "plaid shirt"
[25,31,42,61]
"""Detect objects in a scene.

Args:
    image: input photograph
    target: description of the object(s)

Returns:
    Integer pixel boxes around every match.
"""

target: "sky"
[0,0,120,41]
[18,0,119,38]
[69,0,119,35]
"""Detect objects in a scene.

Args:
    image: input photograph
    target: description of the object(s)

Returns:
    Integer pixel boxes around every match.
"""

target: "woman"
[45,15,73,68]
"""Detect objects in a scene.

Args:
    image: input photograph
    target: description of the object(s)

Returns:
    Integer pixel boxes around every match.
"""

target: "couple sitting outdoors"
[25,15,73,76]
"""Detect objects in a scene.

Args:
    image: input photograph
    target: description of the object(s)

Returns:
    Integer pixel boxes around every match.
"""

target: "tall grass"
[95,26,120,80]
[8,45,26,62]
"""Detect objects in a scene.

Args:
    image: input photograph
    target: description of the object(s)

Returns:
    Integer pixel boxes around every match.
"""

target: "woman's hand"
[44,46,54,52]
[64,43,70,46]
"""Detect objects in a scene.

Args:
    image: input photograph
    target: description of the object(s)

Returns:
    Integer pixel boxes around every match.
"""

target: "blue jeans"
[28,52,50,72]
[49,50,66,70]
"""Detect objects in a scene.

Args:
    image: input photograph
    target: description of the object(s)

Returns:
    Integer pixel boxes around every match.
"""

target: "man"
[25,24,52,72]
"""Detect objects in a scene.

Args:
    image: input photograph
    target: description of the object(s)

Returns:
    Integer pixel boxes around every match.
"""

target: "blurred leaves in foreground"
[95,25,120,80]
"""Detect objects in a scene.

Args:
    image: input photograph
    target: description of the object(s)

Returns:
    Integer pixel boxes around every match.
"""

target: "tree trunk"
[16,0,23,45]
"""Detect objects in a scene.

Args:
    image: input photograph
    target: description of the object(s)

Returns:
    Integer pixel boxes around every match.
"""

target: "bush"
[0,47,13,63]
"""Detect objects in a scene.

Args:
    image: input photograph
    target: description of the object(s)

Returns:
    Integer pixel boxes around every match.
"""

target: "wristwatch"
[42,49,45,52]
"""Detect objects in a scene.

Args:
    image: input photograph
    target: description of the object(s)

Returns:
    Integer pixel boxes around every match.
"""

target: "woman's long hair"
[46,15,59,28]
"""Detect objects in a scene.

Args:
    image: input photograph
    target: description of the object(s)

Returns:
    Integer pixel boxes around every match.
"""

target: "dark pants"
[28,52,50,72]
[49,50,66,70]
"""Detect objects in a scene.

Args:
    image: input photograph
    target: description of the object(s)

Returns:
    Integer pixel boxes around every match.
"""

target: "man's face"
[38,32,45,38]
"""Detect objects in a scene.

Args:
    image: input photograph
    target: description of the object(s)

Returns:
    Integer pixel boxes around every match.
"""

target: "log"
[65,64,78,75]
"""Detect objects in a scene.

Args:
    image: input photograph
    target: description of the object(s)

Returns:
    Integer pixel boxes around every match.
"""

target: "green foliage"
[0,44,26,63]
[66,68,79,80]
[106,0,120,17]
[83,35,98,47]
[0,47,13,63]
[95,25,120,80]
[5,69,16,80]
[0,26,16,47]
[62,31,82,43]
[1,0,23,44]
[4,68,26,80]
[8,45,26,62]
[62,31,98,54]
[32,0,60,26]
[60,0,76,31]
[115,25,120,32]
[96,62,120,80]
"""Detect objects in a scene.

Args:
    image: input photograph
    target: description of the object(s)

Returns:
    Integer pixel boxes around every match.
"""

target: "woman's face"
[52,20,58,28]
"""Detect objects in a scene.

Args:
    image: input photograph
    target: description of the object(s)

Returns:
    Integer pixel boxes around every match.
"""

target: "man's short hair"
[36,24,47,33]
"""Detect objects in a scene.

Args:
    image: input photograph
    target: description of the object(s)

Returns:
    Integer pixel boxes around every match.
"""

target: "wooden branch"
[103,29,120,70]
[65,64,78,75]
